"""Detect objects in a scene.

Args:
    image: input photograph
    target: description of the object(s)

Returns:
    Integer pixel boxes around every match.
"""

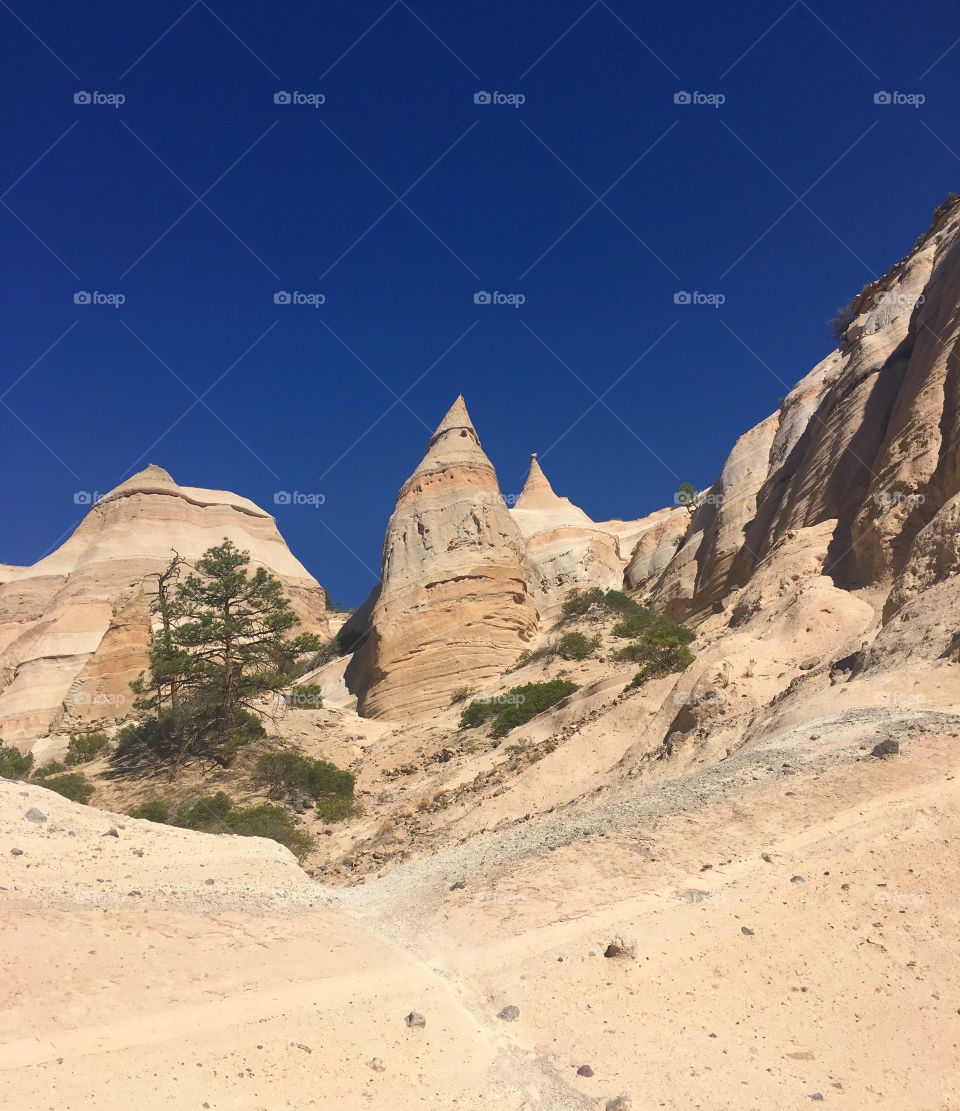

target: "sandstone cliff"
[0,465,328,744]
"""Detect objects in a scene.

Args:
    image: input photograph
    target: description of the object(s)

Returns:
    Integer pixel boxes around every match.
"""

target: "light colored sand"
[2,730,959,1109]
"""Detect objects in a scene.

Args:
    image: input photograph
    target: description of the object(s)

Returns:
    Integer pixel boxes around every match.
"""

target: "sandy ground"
[2,726,959,1109]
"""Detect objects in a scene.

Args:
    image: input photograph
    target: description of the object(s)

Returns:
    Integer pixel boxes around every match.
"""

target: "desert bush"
[284,684,324,710]
[557,631,600,660]
[620,632,696,685]
[113,705,265,772]
[253,750,354,817]
[449,687,471,705]
[560,587,605,620]
[65,730,110,766]
[39,773,94,804]
[33,760,67,778]
[315,795,354,823]
[127,798,171,823]
[0,744,34,780]
[459,679,579,738]
[829,299,857,341]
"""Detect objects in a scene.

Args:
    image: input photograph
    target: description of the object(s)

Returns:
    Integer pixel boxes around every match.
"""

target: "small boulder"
[791,875,806,884]
[798,656,818,671]
[741,926,755,936]
[103,827,120,838]
[871,739,900,758]
[10,847,24,857]
[449,878,466,891]
[497,1005,520,1022]
[576,1064,594,1077]
[603,935,636,959]
[404,1011,426,1029]
[24,808,47,823]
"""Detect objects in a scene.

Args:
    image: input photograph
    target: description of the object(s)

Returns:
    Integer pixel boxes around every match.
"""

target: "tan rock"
[355,398,537,720]
[0,465,328,745]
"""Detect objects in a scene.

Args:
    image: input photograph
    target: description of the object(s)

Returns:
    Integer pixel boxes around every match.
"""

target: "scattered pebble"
[603,936,636,959]
[24,808,47,823]
[741,927,755,937]
[791,875,806,884]
[10,847,23,857]
[103,827,119,838]
[367,1057,385,1072]
[577,1064,594,1077]
[606,1097,632,1111]
[449,878,466,891]
[404,1011,426,1028]
[497,1005,520,1022]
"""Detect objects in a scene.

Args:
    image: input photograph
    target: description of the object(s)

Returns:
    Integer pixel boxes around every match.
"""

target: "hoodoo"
[0,465,329,744]
[355,397,537,719]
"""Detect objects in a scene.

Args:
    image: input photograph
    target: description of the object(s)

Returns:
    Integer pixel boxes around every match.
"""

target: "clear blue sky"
[2,0,957,605]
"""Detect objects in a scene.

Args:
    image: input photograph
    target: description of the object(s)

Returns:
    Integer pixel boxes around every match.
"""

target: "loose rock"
[576,1064,594,1077]
[404,1011,426,1028]
[10,847,24,857]
[24,808,47,823]
[603,935,636,959]
[871,739,900,758]
[497,1005,520,1022]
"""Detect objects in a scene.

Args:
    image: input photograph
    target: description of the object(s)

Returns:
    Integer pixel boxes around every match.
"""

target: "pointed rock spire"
[355,398,537,721]
[515,454,592,521]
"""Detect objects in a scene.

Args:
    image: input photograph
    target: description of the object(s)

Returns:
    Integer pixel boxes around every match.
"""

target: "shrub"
[33,760,67,778]
[829,299,857,341]
[127,798,171,823]
[560,587,605,620]
[113,705,265,772]
[619,633,696,685]
[253,750,354,809]
[0,744,34,780]
[171,792,234,829]
[449,687,471,705]
[315,795,354,823]
[460,679,580,738]
[284,684,324,710]
[39,773,94,804]
[65,731,110,766]
[676,482,698,512]
[221,804,315,860]
[557,632,600,660]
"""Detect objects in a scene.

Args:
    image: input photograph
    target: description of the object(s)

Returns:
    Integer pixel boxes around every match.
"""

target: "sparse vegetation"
[459,679,579,738]
[676,481,698,512]
[127,798,171,823]
[124,790,315,859]
[283,684,324,710]
[65,730,110,766]
[38,772,94,804]
[449,686,472,705]
[829,299,857,341]
[252,749,354,819]
[0,744,33,780]
[33,760,66,778]
[557,631,600,660]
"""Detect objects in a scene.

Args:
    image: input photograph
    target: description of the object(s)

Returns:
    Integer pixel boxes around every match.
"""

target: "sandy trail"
[2,726,959,1109]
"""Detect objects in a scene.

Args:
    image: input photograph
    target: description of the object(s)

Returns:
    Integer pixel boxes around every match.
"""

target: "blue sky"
[2,0,958,606]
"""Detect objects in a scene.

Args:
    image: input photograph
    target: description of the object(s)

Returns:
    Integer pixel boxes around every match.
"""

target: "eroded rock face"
[511,455,633,614]
[0,465,329,745]
[355,398,537,720]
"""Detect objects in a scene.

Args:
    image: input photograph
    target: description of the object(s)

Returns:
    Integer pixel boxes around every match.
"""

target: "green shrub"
[460,680,580,738]
[284,684,324,710]
[253,750,354,810]
[172,792,234,830]
[557,632,600,660]
[0,745,34,780]
[315,795,354,823]
[449,687,471,705]
[560,587,605,620]
[65,731,110,766]
[127,798,171,823]
[34,760,67,778]
[39,773,94,804]
[619,634,696,685]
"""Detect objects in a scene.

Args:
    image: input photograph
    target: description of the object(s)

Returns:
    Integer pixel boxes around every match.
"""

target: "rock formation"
[355,397,537,720]
[0,465,329,745]
[510,454,635,613]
